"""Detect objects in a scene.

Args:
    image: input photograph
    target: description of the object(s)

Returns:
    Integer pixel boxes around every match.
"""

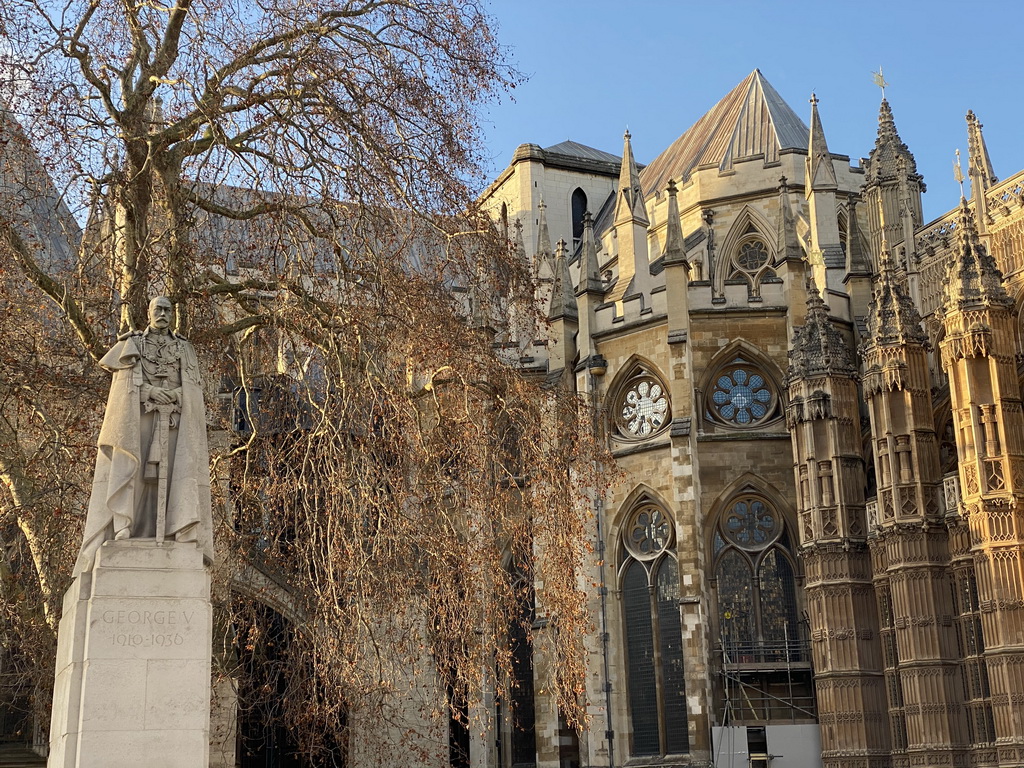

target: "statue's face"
[149,298,173,330]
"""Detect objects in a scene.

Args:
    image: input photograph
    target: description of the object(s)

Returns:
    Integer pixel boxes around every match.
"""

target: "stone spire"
[575,211,604,370]
[966,110,997,192]
[806,94,838,191]
[548,238,577,322]
[613,129,649,227]
[535,196,552,276]
[788,281,856,380]
[804,95,843,288]
[864,98,925,261]
[939,186,1024,767]
[787,279,885,768]
[547,237,577,372]
[943,198,1011,312]
[662,179,686,266]
[609,129,652,305]
[576,211,603,296]
[867,99,921,183]
[966,110,997,234]
[862,187,965,768]
[512,217,528,273]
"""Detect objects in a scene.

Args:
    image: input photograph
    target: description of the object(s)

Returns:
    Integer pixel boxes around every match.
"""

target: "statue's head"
[148,296,173,331]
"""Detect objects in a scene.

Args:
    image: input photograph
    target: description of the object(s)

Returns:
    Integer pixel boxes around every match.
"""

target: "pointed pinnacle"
[549,238,578,321]
[789,277,856,379]
[615,128,648,227]
[577,211,602,295]
[536,197,552,259]
[807,93,837,191]
[663,179,687,266]
[943,198,1011,311]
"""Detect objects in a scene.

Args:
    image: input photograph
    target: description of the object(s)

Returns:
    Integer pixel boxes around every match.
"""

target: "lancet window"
[571,187,587,249]
[711,489,813,724]
[712,492,801,663]
[619,501,688,757]
[497,558,536,768]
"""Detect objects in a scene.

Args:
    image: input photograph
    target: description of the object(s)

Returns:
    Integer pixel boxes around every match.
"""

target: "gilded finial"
[954,149,965,199]
[872,66,889,98]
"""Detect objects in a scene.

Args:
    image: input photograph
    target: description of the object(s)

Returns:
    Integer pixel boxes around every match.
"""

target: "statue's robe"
[75,332,214,573]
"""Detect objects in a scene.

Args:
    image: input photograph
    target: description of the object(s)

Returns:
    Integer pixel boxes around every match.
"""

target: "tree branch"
[0,223,104,362]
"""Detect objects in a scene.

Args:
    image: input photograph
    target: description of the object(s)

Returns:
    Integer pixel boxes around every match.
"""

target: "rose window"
[624,505,672,559]
[736,240,769,271]
[709,367,773,426]
[724,497,779,549]
[616,376,670,439]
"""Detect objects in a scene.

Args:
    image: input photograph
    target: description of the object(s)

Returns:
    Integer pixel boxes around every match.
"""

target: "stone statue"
[75,297,214,572]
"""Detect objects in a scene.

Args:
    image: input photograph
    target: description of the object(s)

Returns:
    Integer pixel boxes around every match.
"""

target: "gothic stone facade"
[477,70,1024,768]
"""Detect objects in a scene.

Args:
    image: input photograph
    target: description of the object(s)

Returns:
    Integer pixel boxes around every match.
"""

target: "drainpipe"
[596,494,614,768]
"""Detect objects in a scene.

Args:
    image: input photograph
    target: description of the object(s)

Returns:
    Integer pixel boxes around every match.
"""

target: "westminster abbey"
[478,69,1024,768]
[5,65,1024,768]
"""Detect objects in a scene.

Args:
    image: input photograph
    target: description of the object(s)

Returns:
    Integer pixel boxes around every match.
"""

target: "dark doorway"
[236,602,344,768]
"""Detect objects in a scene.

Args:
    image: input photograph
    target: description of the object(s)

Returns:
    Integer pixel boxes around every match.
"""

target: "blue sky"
[481,0,1022,222]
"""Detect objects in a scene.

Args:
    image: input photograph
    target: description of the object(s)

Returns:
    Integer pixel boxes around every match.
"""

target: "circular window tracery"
[624,504,672,559]
[727,235,776,300]
[614,372,671,440]
[736,240,769,271]
[705,357,779,428]
[723,496,780,550]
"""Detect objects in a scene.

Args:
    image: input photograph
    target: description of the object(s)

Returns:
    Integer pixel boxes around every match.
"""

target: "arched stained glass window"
[713,493,803,664]
[504,560,536,767]
[716,550,754,657]
[712,491,812,724]
[620,504,689,757]
[655,559,689,755]
[758,549,799,656]
[623,560,659,756]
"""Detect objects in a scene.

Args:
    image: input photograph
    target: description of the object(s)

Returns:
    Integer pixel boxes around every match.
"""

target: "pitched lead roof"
[543,140,622,166]
[640,69,809,194]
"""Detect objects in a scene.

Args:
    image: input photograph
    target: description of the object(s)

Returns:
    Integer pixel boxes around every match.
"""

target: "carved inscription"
[99,609,195,649]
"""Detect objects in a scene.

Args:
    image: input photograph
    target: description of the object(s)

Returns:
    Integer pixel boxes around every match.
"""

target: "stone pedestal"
[48,540,212,768]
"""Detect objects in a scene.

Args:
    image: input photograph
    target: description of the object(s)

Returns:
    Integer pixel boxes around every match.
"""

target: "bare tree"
[0,0,602,758]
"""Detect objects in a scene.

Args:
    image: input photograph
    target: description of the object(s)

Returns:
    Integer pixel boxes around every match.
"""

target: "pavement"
[0,745,45,766]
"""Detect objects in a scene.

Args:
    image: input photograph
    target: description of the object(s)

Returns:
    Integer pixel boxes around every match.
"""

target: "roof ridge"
[640,70,809,195]
[543,139,621,164]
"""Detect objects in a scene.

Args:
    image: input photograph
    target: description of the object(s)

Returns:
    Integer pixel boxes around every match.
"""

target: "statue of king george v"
[75,296,214,573]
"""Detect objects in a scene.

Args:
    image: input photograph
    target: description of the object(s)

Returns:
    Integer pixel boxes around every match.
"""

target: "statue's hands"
[142,385,177,405]
[150,388,176,405]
